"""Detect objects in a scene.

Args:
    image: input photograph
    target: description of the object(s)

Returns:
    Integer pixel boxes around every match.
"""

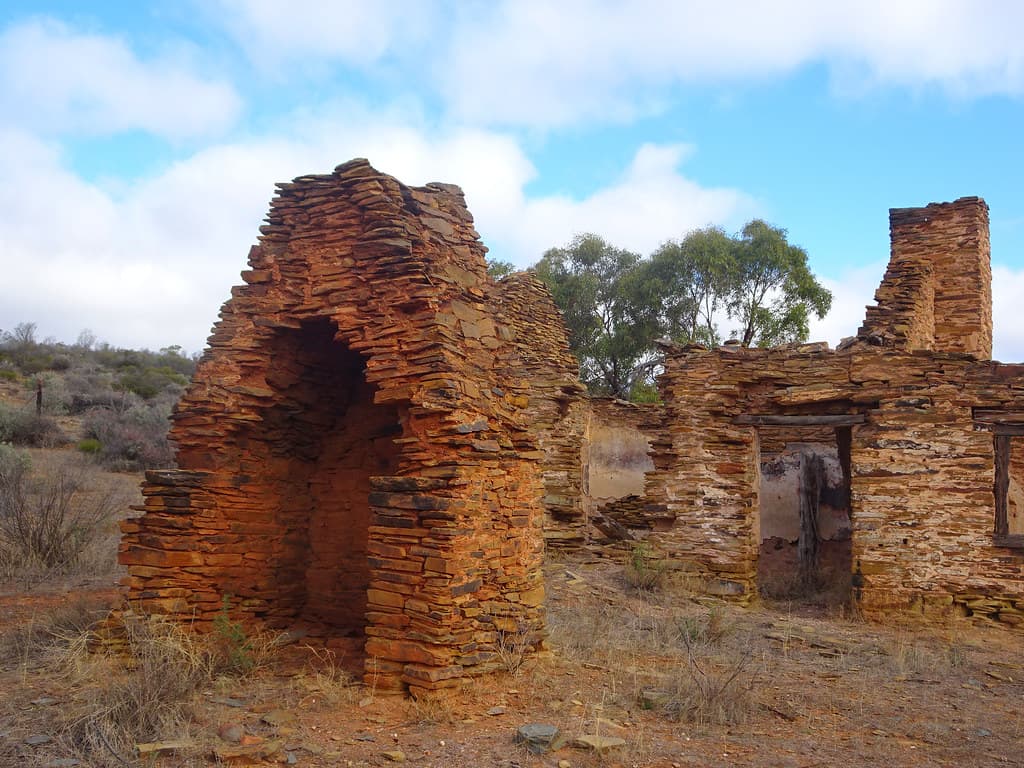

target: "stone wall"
[646,199,1024,625]
[119,159,561,693]
[490,274,589,549]
[587,399,668,533]
[859,197,991,357]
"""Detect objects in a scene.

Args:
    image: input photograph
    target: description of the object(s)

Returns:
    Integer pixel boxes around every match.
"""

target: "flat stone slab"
[514,723,564,754]
[573,734,627,752]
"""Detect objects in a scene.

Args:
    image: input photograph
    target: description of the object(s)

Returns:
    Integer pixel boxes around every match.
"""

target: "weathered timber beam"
[733,414,866,427]
[973,410,1024,424]
[984,425,1024,436]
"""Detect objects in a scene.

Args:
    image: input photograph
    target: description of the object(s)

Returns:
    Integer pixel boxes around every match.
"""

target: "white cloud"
[0,107,749,352]
[440,0,1024,126]
[478,143,751,262]
[808,261,1024,363]
[992,265,1024,363]
[208,0,442,69]
[807,261,886,347]
[0,18,241,139]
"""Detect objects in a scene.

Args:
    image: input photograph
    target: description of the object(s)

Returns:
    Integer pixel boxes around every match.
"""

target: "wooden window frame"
[992,430,1024,548]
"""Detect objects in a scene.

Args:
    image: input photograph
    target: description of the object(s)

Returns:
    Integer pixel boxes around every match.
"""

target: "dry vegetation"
[2,552,1023,767]
[1,326,1022,766]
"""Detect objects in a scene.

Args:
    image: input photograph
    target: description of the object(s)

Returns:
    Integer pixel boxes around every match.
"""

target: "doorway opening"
[754,421,853,605]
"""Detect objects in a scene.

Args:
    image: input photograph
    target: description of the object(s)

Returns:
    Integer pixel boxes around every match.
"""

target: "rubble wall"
[120,159,553,693]
[644,197,1020,622]
[490,274,589,549]
[650,342,1024,625]
[860,197,991,357]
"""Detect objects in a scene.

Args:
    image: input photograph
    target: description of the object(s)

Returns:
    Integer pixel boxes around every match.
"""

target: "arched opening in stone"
[251,318,402,647]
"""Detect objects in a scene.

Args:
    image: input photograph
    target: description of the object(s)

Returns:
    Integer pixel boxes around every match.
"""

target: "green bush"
[0,369,18,382]
[77,438,102,454]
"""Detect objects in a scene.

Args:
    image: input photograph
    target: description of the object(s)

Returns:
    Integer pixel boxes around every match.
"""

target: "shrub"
[212,595,257,675]
[0,404,66,447]
[116,364,188,399]
[0,446,123,578]
[77,438,101,454]
[624,542,668,592]
[82,400,175,471]
[0,368,18,382]
[652,632,757,726]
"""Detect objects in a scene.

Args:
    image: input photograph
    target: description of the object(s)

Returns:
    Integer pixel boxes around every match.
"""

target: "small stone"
[24,734,52,746]
[514,724,563,754]
[218,723,245,743]
[31,697,58,706]
[354,733,376,742]
[212,696,247,708]
[487,706,507,716]
[572,734,627,753]
[45,760,81,768]
[559,761,571,768]
[382,750,406,762]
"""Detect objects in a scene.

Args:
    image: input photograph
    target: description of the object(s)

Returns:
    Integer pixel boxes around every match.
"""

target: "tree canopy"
[534,234,658,398]
[533,221,832,399]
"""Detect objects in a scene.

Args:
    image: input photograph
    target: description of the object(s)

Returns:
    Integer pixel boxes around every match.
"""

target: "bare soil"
[2,550,1023,768]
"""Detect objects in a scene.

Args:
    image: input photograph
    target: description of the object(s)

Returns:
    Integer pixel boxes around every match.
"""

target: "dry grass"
[622,542,669,592]
[59,615,216,766]
[495,621,534,676]
[0,593,113,667]
[290,645,361,711]
[0,447,133,583]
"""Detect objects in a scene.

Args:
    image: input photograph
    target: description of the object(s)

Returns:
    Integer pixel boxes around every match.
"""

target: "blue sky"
[1,1,1022,359]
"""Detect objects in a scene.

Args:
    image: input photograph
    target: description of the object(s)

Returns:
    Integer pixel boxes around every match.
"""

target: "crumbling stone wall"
[120,159,560,693]
[490,274,589,549]
[859,197,991,356]
[587,398,668,533]
[646,198,1024,626]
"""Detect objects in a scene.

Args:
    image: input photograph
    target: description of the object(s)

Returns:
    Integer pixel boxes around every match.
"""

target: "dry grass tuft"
[623,542,668,592]
[58,615,214,766]
[496,621,535,676]
[291,645,361,710]
[656,633,758,725]
[0,594,114,668]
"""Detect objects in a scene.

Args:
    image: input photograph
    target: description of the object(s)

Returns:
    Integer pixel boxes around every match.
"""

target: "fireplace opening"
[251,319,402,647]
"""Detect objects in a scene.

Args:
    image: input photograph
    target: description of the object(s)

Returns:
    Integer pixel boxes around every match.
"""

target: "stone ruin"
[639,197,1024,626]
[120,165,1024,692]
[119,159,586,694]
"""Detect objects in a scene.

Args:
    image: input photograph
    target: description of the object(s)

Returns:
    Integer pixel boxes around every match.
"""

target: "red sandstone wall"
[489,273,589,548]
[120,160,552,693]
